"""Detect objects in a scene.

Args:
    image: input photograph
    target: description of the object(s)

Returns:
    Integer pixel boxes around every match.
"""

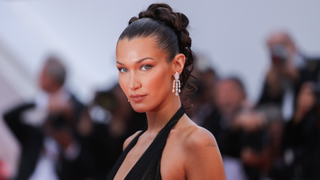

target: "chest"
[114,132,186,180]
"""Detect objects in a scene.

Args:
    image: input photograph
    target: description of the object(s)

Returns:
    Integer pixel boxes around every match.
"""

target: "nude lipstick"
[130,94,147,102]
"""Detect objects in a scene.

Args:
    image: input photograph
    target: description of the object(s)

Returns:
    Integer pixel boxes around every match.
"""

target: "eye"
[118,68,129,73]
[141,65,153,71]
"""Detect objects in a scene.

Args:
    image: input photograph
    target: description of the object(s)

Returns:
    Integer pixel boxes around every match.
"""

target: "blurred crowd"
[0,57,146,180]
[188,31,320,180]
[1,30,320,180]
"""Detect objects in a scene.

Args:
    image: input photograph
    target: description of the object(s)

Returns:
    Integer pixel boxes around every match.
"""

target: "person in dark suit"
[257,31,320,120]
[3,55,84,180]
[266,82,320,180]
[256,31,320,179]
[204,77,268,180]
[3,102,43,180]
[44,108,96,180]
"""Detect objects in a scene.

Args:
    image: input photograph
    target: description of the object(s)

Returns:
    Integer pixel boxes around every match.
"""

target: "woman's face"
[116,37,174,113]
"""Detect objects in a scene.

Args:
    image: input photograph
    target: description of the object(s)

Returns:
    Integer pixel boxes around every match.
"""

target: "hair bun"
[130,4,189,36]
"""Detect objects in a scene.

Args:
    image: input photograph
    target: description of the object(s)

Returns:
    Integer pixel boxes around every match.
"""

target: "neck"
[145,95,182,133]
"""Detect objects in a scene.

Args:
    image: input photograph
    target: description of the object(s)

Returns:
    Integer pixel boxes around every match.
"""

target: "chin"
[130,102,154,113]
[131,104,148,113]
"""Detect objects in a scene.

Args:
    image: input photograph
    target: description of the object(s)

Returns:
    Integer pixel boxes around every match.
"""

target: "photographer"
[211,77,269,180]
[257,31,320,120]
[44,109,96,180]
[279,82,320,179]
[2,56,84,180]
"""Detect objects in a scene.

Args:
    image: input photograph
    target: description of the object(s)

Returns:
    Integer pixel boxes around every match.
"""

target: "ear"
[171,53,186,76]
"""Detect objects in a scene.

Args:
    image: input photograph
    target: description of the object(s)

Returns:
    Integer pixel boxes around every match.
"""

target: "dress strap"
[124,104,185,180]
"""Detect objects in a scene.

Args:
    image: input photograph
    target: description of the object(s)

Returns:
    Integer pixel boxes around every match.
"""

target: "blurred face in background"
[267,32,297,70]
[116,37,174,113]
[215,79,245,116]
[38,65,61,93]
[267,32,296,55]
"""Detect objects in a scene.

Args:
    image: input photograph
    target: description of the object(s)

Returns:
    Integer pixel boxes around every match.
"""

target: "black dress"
[107,105,186,180]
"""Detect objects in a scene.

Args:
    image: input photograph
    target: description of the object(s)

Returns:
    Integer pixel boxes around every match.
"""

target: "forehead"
[267,33,291,47]
[116,37,166,61]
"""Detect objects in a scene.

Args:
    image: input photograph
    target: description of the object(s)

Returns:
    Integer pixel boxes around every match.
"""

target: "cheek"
[143,65,172,96]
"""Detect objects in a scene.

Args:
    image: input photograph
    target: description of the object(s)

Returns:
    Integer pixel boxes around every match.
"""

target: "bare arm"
[184,127,226,180]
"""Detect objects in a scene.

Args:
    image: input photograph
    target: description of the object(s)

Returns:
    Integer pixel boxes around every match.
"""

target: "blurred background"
[0,0,320,180]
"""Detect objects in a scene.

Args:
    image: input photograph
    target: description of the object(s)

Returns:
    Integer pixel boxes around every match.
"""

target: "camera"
[270,45,288,65]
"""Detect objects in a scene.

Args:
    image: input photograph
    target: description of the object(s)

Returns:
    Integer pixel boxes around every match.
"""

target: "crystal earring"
[172,72,181,96]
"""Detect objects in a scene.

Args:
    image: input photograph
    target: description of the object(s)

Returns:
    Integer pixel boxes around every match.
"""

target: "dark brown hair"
[118,3,196,93]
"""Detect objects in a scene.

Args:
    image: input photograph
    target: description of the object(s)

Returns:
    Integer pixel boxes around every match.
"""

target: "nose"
[129,72,141,91]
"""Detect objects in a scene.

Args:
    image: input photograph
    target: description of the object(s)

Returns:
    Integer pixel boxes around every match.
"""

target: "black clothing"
[56,146,95,180]
[202,108,269,180]
[267,108,320,180]
[202,108,269,158]
[3,93,85,180]
[257,57,320,179]
[3,102,43,180]
[107,105,186,180]
[105,112,147,177]
[81,123,111,180]
[257,57,320,108]
[281,109,320,179]
[201,108,224,147]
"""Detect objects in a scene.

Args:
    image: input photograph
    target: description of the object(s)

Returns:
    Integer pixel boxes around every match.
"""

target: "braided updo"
[118,3,195,93]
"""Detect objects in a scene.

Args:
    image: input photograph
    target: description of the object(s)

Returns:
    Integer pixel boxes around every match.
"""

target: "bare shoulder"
[175,116,218,150]
[181,123,226,180]
[183,125,218,152]
[123,130,142,151]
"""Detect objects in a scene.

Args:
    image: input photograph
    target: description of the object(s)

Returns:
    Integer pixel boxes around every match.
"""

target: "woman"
[107,3,226,180]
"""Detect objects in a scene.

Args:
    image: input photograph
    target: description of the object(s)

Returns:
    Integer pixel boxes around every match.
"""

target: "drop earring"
[172,72,181,96]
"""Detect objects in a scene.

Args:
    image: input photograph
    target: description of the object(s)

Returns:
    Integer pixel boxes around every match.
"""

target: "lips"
[130,94,147,102]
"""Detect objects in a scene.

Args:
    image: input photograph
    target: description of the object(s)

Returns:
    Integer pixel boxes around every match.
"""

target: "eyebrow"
[116,57,155,65]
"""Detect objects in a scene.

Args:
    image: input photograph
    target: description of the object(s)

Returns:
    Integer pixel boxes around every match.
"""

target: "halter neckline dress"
[107,105,186,180]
